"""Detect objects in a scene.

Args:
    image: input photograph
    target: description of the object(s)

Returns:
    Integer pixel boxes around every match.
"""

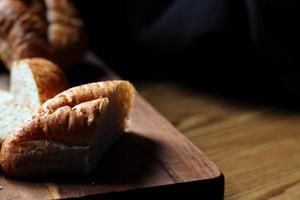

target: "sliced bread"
[10,58,69,111]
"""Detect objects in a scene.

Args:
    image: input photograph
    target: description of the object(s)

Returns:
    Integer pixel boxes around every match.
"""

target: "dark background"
[73,0,300,106]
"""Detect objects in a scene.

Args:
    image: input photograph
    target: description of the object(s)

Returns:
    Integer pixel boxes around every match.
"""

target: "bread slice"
[0,80,135,177]
[0,102,32,146]
[0,90,31,146]
[10,58,69,111]
[0,90,14,103]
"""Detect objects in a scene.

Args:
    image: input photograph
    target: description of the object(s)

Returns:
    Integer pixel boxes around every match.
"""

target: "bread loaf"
[0,80,135,177]
[0,0,87,70]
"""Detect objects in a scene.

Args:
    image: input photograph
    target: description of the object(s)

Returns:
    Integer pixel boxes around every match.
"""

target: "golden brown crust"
[41,81,136,129]
[42,81,135,111]
[0,0,87,70]
[0,81,136,177]
[14,98,109,146]
[0,98,110,177]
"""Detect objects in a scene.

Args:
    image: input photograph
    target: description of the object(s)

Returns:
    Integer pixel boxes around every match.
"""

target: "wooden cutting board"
[0,54,224,199]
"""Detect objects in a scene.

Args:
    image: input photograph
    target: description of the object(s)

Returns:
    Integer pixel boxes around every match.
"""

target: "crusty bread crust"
[41,80,135,125]
[0,0,87,69]
[14,98,110,146]
[0,98,109,177]
[0,81,136,177]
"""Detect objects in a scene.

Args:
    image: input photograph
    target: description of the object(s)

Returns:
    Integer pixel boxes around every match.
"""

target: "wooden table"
[137,81,300,200]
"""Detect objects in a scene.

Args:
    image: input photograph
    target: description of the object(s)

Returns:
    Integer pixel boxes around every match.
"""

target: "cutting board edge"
[64,173,225,199]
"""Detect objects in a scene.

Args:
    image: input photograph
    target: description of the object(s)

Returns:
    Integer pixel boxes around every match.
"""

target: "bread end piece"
[10,58,69,111]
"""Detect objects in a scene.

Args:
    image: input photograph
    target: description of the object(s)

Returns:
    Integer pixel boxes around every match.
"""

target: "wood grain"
[0,58,223,199]
[138,82,300,200]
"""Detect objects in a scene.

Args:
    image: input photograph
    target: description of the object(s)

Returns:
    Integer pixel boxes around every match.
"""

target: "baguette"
[0,0,87,70]
[0,80,135,177]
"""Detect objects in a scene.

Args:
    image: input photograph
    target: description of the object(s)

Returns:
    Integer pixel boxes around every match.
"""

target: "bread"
[0,102,32,146]
[10,58,69,111]
[0,0,87,70]
[0,58,67,147]
[0,80,135,177]
[0,90,14,103]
